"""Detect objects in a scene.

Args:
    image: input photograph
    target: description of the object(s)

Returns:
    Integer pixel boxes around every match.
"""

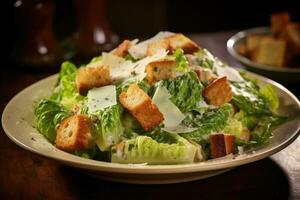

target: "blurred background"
[3,0,300,71]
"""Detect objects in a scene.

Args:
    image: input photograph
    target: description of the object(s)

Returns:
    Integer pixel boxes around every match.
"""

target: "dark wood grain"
[1,31,299,200]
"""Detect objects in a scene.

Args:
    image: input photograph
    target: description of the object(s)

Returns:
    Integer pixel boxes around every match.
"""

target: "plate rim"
[2,72,300,174]
[227,26,300,73]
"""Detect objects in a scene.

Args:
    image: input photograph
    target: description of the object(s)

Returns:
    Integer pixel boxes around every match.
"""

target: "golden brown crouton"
[146,59,176,84]
[253,38,286,66]
[167,33,200,54]
[210,134,235,159]
[113,40,132,57]
[146,39,170,56]
[119,84,164,131]
[203,76,233,106]
[271,12,290,37]
[55,115,92,152]
[76,65,112,96]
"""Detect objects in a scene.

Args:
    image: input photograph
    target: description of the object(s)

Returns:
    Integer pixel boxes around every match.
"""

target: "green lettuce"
[89,55,102,64]
[34,99,70,142]
[111,136,196,164]
[259,84,279,113]
[194,49,214,69]
[91,104,124,151]
[50,61,83,110]
[173,48,189,72]
[181,103,233,143]
[234,110,259,130]
[231,81,271,116]
[250,115,288,146]
[116,79,150,96]
[162,71,204,112]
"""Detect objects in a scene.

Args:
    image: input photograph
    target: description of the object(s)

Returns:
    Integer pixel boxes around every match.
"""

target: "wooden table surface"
[1,31,299,200]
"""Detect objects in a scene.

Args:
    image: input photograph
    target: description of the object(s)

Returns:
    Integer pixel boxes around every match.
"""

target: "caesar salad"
[34,32,287,164]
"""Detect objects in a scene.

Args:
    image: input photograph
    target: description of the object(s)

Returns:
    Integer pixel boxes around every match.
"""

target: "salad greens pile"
[34,32,287,165]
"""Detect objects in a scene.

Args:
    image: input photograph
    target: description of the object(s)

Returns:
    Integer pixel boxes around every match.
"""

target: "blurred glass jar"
[73,0,119,62]
[12,0,63,71]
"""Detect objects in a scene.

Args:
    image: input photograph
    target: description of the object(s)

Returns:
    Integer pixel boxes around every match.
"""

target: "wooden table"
[1,31,299,200]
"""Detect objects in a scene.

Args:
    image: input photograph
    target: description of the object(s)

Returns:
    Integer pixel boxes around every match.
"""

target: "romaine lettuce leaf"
[173,48,189,72]
[34,99,71,142]
[91,104,124,151]
[231,81,271,116]
[193,49,214,69]
[116,79,150,96]
[111,135,196,164]
[250,115,288,146]
[50,61,83,110]
[181,103,233,142]
[162,71,204,112]
[259,84,279,113]
[234,110,259,130]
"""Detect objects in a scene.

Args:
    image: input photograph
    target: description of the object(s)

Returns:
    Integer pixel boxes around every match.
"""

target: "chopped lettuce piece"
[74,146,97,159]
[234,110,259,130]
[181,104,233,143]
[194,49,214,69]
[162,71,204,112]
[91,104,124,151]
[250,115,288,146]
[34,99,70,142]
[231,81,271,116]
[173,48,189,72]
[223,118,248,144]
[50,61,83,110]
[111,136,196,164]
[116,79,150,96]
[89,55,102,64]
[150,130,179,144]
[259,84,279,113]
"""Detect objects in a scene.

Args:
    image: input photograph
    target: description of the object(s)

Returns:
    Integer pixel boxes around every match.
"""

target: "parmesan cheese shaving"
[128,31,174,59]
[87,85,117,113]
[152,85,185,127]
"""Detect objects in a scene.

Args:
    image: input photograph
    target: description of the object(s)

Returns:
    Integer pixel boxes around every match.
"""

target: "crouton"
[210,134,226,158]
[271,12,290,37]
[253,38,286,66]
[245,35,272,60]
[237,43,247,56]
[55,115,92,152]
[146,39,170,56]
[280,23,300,55]
[113,40,132,57]
[167,33,200,54]
[146,59,176,84]
[210,134,235,159]
[190,65,216,83]
[224,134,235,155]
[76,65,112,96]
[203,76,233,106]
[119,84,164,131]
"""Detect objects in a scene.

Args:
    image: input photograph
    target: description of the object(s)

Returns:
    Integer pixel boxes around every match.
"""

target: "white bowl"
[2,72,300,184]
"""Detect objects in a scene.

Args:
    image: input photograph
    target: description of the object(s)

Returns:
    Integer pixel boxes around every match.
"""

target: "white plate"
[2,72,300,184]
